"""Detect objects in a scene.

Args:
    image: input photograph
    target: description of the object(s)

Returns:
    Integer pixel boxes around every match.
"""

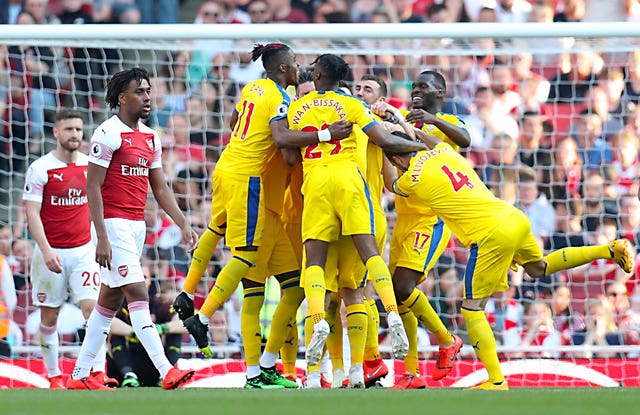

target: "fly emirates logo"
[51,188,87,206]
[121,157,149,176]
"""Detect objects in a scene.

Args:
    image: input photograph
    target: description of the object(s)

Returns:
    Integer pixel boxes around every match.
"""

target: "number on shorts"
[82,271,100,287]
[413,232,431,250]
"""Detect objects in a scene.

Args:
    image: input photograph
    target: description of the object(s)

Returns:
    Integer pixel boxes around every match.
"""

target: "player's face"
[121,78,152,120]
[296,81,315,99]
[54,117,83,152]
[282,51,299,87]
[411,74,440,110]
[354,80,381,105]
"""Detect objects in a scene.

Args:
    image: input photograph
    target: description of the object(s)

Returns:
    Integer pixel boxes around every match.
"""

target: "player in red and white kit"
[24,109,118,389]
[67,68,198,390]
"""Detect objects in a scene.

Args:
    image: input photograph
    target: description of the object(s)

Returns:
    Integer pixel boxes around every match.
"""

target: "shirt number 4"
[441,164,474,192]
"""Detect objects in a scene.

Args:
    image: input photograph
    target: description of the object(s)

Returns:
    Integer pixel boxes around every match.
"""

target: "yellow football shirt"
[393,142,514,247]
[288,90,377,168]
[217,78,290,176]
[261,147,291,216]
[395,111,467,216]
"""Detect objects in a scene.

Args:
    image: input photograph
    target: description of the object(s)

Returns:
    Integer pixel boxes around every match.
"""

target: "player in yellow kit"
[384,134,636,390]
[374,71,470,388]
[287,54,426,386]
[176,44,351,360]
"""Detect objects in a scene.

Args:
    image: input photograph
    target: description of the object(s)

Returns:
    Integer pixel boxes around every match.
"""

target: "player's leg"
[352,233,408,360]
[30,245,67,387]
[341,286,368,388]
[302,239,330,366]
[325,291,344,387]
[187,175,264,354]
[240,278,270,388]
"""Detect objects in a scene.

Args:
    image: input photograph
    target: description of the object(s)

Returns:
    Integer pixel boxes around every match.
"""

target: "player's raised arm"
[365,123,427,153]
[270,118,352,148]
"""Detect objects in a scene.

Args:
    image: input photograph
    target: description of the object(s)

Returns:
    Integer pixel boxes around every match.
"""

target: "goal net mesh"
[1,25,639,388]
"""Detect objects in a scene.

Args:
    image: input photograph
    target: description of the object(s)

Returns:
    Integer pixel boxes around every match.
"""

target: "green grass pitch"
[4,388,640,415]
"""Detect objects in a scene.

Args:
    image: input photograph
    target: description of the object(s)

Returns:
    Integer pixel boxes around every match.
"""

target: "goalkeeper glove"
[155,323,170,335]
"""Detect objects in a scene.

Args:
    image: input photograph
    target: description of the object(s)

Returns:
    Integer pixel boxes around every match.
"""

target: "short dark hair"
[298,70,313,85]
[313,54,350,83]
[105,68,150,110]
[360,74,387,98]
[418,70,446,94]
[54,108,83,123]
[384,131,413,159]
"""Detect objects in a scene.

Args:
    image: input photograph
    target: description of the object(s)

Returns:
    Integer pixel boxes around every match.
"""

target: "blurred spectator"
[92,1,142,24]
[546,284,585,346]
[0,253,16,357]
[445,0,472,22]
[172,168,206,215]
[22,0,60,24]
[391,0,424,22]
[246,0,273,23]
[475,5,498,22]
[503,300,560,358]
[9,238,33,291]
[617,195,640,248]
[518,110,552,170]
[0,224,12,257]
[610,130,640,197]
[268,0,309,22]
[623,50,640,105]
[582,86,624,140]
[216,0,251,23]
[572,296,620,358]
[494,0,531,23]
[581,172,618,232]
[606,281,640,347]
[155,51,192,128]
[464,86,519,150]
[554,0,585,22]
[479,133,518,190]
[547,43,601,104]
[509,47,551,111]
[348,0,379,22]
[446,53,490,109]
[135,0,178,24]
[515,166,555,245]
[489,64,521,116]
[570,109,613,173]
[580,219,626,297]
[522,0,569,70]
[208,307,242,358]
[598,67,628,119]
[546,199,589,251]
[186,95,218,148]
[583,0,625,22]
[425,255,462,329]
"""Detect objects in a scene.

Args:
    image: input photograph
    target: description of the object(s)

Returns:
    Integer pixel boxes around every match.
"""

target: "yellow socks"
[544,245,611,276]
[200,253,256,318]
[303,265,326,323]
[403,288,451,346]
[264,285,304,355]
[366,256,398,314]
[461,307,504,384]
[326,293,343,372]
[183,228,223,294]
[399,305,419,375]
[241,286,264,367]
[364,299,381,361]
[346,304,368,366]
[280,324,298,378]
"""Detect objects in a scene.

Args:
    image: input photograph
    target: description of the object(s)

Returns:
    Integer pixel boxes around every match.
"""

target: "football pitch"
[4,388,640,415]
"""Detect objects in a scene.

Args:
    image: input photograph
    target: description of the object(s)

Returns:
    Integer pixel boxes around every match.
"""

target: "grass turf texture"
[4,388,640,415]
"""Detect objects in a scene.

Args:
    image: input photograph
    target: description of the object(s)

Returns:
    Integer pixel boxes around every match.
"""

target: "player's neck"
[53,148,77,164]
[116,113,139,130]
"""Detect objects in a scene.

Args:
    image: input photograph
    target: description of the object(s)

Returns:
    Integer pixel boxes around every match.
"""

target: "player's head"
[106,67,152,120]
[411,70,446,111]
[296,70,315,98]
[53,109,84,152]
[384,131,414,172]
[251,43,298,87]
[338,80,352,95]
[354,74,387,105]
[311,54,350,90]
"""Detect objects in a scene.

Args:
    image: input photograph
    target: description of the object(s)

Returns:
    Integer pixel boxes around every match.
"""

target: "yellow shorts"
[389,214,451,284]
[283,221,302,269]
[463,209,543,299]
[245,210,299,284]
[301,161,375,243]
[209,169,265,248]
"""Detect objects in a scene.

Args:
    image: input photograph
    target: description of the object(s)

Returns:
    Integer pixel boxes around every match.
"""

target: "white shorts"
[98,218,146,288]
[31,241,100,308]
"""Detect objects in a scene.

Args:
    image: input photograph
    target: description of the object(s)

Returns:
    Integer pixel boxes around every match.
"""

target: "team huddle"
[25,42,636,391]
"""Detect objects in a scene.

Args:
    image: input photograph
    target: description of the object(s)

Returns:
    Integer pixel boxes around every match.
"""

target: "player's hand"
[326,120,352,141]
[182,227,199,253]
[95,235,112,270]
[380,121,403,134]
[404,108,437,125]
[371,102,399,119]
[43,248,63,273]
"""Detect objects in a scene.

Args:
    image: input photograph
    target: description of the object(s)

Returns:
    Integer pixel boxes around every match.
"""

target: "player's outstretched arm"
[87,162,112,270]
[24,200,63,273]
[148,168,198,252]
[405,109,471,148]
[271,118,352,148]
[366,124,427,153]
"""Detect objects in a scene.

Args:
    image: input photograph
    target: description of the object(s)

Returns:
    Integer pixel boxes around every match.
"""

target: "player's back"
[288,90,377,169]
[218,78,290,176]
[396,142,514,247]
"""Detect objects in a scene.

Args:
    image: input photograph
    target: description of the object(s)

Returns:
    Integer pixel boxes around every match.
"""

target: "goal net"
[1,23,640,388]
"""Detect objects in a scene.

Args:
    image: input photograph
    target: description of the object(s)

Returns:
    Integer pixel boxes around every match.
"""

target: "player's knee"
[522,260,546,278]
[281,285,304,306]
[394,282,412,303]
